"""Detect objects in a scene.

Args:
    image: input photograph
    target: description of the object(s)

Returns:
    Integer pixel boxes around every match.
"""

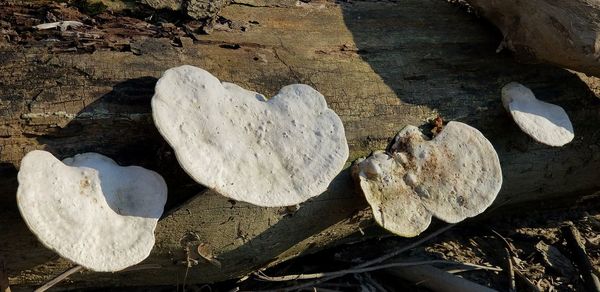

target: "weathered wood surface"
[466,0,600,77]
[1,0,600,289]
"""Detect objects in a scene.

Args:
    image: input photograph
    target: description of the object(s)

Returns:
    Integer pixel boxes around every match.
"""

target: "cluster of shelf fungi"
[13,64,575,289]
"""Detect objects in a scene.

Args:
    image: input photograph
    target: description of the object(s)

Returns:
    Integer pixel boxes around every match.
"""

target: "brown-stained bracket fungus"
[17,150,167,272]
[502,82,574,147]
[151,65,349,207]
[352,122,502,237]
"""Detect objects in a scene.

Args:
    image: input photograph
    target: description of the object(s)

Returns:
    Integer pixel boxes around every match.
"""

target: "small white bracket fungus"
[352,122,502,237]
[17,150,167,272]
[501,82,574,147]
[151,65,349,207]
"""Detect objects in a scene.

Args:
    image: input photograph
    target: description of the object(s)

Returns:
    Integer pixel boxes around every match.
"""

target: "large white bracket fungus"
[17,150,167,272]
[352,122,502,237]
[151,65,349,207]
[501,82,574,147]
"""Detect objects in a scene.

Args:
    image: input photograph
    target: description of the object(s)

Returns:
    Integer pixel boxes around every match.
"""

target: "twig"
[489,231,516,292]
[255,260,501,281]
[34,265,83,292]
[444,263,500,274]
[361,273,388,292]
[562,223,600,291]
[304,287,337,292]
[357,224,455,269]
[504,247,516,292]
[250,224,455,292]
[121,264,163,272]
[386,264,498,292]
[34,262,162,292]
[183,264,190,292]
[491,230,515,255]
[0,258,10,292]
[513,269,540,292]
[312,282,356,290]
[491,229,540,292]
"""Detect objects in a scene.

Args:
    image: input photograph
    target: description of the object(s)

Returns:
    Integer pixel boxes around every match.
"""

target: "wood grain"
[467,0,600,77]
[1,0,599,288]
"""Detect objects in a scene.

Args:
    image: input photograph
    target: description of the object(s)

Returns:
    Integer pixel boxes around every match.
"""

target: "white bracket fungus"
[501,82,574,147]
[151,65,349,207]
[17,150,167,272]
[352,122,502,237]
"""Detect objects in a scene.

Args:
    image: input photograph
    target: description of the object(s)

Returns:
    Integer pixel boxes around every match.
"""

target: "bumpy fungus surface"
[502,82,574,147]
[353,122,502,237]
[17,150,167,272]
[152,65,349,207]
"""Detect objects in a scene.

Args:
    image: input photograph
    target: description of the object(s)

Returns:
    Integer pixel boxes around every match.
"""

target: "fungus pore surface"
[17,150,167,272]
[353,122,502,237]
[152,65,349,207]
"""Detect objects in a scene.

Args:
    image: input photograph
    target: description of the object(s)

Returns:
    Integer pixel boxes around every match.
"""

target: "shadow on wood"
[340,1,600,206]
[1,0,599,289]
[0,76,204,277]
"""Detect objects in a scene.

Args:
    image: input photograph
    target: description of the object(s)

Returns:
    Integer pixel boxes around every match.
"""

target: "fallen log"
[466,0,600,77]
[0,0,600,289]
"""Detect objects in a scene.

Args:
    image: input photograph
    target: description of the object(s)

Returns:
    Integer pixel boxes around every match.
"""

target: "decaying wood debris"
[0,0,599,289]
[142,0,230,26]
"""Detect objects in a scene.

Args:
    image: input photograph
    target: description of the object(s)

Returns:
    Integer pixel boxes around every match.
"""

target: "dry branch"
[255,260,501,282]
[34,265,83,292]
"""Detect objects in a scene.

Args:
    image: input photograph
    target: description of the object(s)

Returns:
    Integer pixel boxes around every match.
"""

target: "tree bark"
[1,0,600,289]
[466,0,600,77]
